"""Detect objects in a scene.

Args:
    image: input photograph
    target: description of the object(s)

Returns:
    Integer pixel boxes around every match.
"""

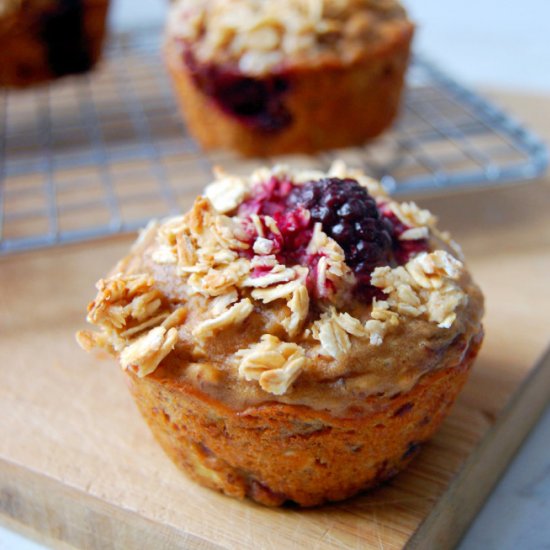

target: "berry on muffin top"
[77,163,482,403]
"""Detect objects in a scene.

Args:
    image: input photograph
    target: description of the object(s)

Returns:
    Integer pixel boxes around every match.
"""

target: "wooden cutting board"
[1,92,549,550]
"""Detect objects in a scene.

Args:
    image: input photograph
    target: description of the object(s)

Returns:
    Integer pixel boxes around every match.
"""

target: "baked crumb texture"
[129,339,481,506]
[78,164,484,506]
[165,0,414,154]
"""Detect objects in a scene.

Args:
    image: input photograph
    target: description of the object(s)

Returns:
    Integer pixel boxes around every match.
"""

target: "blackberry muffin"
[0,0,109,87]
[165,0,414,156]
[77,163,484,507]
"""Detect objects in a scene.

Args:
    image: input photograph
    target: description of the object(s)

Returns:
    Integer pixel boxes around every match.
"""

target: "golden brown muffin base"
[126,331,482,507]
[166,24,413,157]
[0,0,109,88]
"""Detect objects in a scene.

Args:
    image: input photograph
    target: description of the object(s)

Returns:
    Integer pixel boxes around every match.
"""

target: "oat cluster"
[168,0,410,74]
[78,164,468,396]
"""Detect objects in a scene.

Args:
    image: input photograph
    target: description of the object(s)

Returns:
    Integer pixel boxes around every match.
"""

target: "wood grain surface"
[0,91,549,550]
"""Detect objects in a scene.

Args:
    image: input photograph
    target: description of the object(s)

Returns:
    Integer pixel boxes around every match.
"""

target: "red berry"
[238,176,430,301]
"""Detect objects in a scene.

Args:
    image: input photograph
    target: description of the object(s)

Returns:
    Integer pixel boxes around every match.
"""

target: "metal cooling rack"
[0,29,547,255]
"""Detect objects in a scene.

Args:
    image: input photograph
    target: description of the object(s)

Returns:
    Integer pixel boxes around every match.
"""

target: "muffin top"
[78,163,483,414]
[167,0,413,75]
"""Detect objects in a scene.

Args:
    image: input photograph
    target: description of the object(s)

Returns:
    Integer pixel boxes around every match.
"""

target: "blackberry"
[288,178,393,276]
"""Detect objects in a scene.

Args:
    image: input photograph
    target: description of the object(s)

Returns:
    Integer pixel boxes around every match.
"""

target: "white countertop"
[2,0,549,548]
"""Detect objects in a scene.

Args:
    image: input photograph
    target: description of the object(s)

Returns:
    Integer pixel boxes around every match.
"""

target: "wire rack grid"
[0,29,547,255]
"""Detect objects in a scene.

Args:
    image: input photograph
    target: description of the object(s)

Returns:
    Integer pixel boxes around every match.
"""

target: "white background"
[406,0,550,93]
[1,1,549,548]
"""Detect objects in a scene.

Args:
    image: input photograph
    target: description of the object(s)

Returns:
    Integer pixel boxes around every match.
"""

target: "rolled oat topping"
[236,334,307,395]
[78,164,471,396]
[120,326,179,378]
[168,0,412,74]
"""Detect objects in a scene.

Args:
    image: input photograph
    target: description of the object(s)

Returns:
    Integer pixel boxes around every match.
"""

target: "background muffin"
[78,163,484,506]
[165,0,414,156]
[0,0,110,87]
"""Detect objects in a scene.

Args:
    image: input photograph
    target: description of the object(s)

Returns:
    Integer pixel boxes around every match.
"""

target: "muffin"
[77,163,484,507]
[0,0,109,87]
[165,0,414,156]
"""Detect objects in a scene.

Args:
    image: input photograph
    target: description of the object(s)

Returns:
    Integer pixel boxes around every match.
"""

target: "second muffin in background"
[165,0,414,156]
